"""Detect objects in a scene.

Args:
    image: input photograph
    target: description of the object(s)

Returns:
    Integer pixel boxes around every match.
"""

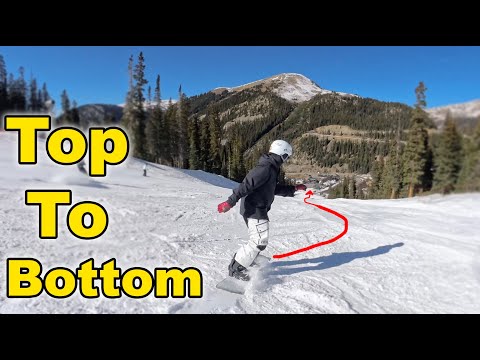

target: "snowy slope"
[427,99,480,127]
[178,168,238,190]
[1,132,480,314]
[215,73,357,103]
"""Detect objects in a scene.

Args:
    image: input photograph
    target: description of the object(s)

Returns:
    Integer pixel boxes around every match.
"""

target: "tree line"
[188,86,294,177]
[121,53,297,182]
[0,54,52,121]
[121,53,247,181]
[6,51,476,198]
[0,53,84,132]
[298,136,390,174]
[331,82,480,199]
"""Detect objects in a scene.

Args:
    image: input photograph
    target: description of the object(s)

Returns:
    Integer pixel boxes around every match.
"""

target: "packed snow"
[178,169,238,189]
[1,132,480,314]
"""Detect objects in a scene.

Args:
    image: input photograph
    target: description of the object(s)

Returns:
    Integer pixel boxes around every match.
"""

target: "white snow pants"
[234,218,269,268]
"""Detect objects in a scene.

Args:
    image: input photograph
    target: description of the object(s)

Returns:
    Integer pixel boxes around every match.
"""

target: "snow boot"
[228,257,250,281]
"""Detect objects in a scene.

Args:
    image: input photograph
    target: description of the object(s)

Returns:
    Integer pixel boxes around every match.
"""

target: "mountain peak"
[213,73,357,103]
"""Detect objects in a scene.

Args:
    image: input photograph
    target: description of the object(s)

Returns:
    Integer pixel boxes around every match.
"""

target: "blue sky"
[1,46,479,109]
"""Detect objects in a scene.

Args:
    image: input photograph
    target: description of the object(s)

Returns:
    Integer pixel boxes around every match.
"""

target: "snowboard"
[216,254,270,295]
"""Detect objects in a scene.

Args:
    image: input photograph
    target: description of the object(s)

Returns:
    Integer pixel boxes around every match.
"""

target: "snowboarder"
[143,163,148,177]
[217,140,307,281]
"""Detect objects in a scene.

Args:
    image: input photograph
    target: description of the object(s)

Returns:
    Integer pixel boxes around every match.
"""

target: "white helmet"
[269,140,293,162]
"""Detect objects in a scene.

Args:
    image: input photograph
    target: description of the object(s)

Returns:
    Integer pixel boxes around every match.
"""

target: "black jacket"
[227,153,295,220]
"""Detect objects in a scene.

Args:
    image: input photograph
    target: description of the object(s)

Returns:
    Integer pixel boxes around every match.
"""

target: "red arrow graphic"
[273,189,349,259]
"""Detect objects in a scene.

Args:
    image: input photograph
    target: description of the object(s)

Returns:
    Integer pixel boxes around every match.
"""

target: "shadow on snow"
[269,242,404,276]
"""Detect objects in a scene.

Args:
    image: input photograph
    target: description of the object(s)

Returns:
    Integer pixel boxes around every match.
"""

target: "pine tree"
[60,90,72,125]
[349,176,357,199]
[121,55,135,135]
[456,119,480,192]
[7,73,13,95]
[424,142,434,192]
[131,52,148,159]
[40,83,51,111]
[16,67,27,110]
[146,75,164,163]
[71,100,81,128]
[382,140,403,199]
[415,81,427,109]
[61,89,70,112]
[209,107,222,174]
[403,82,431,197]
[229,134,246,181]
[433,114,463,194]
[370,156,384,198]
[403,110,429,197]
[163,100,177,166]
[37,89,42,109]
[220,145,228,177]
[188,116,201,169]
[122,53,148,159]
[199,116,211,171]
[176,86,190,168]
[237,140,246,181]
[29,78,39,111]
[342,176,350,198]
[0,54,7,115]
[8,67,27,111]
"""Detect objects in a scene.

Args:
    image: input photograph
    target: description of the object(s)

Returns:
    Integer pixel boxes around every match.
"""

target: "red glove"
[295,184,307,191]
[217,201,232,213]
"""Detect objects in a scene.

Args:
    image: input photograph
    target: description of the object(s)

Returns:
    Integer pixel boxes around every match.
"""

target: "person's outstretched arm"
[275,183,307,197]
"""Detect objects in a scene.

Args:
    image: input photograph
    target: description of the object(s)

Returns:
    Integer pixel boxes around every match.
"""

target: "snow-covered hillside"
[1,132,479,314]
[427,99,480,127]
[118,99,176,110]
[215,73,357,103]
